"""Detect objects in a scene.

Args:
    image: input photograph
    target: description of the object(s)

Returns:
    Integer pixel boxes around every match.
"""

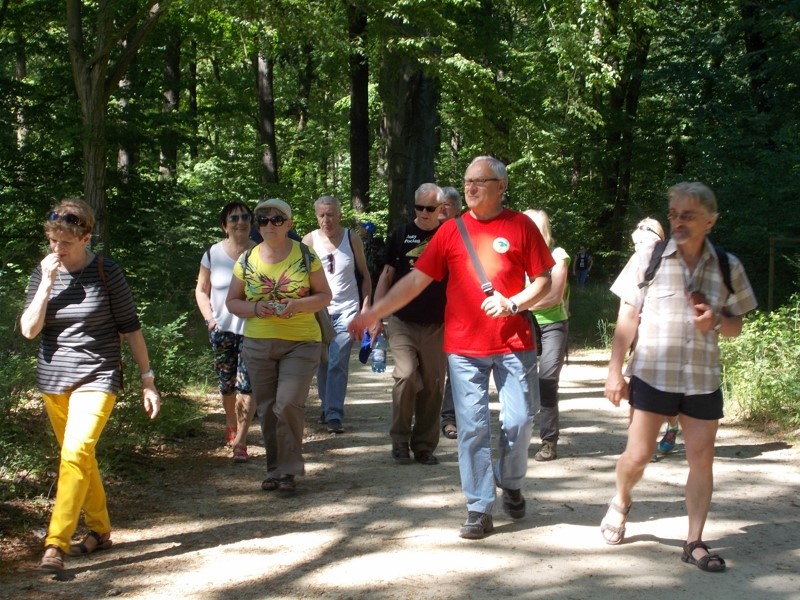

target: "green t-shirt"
[533,246,570,325]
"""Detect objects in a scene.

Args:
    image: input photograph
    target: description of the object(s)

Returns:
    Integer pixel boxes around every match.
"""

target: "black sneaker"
[459,511,494,539]
[501,488,526,519]
[327,419,344,434]
[414,450,439,465]
[392,442,412,465]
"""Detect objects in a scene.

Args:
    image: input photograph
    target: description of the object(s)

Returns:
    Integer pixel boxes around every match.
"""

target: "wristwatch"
[140,369,155,381]
[507,300,519,315]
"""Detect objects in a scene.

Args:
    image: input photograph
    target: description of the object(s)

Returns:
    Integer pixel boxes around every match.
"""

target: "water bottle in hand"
[371,333,387,373]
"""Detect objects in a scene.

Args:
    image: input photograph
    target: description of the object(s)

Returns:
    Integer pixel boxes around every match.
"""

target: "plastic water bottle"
[371,333,387,373]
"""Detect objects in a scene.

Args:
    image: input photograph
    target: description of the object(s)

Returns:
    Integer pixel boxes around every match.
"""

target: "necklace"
[57,252,91,288]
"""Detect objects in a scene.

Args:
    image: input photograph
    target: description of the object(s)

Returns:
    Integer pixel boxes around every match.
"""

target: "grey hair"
[468,156,508,181]
[667,182,718,214]
[440,186,462,207]
[314,195,342,212]
[415,183,443,203]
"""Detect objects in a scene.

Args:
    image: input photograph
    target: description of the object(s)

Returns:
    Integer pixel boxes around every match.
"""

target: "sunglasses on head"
[48,211,86,228]
[414,204,439,213]
[256,215,287,227]
[325,253,335,274]
[227,213,252,223]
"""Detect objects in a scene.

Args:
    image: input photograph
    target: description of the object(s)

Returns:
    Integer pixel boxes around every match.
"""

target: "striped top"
[24,255,141,394]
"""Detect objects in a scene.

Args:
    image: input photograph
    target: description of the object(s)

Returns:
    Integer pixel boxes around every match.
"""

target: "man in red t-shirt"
[349,156,553,539]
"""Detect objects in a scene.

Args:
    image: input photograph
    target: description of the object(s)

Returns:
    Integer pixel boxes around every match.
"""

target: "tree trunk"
[380,49,439,231]
[14,31,26,149]
[159,27,180,180]
[188,39,198,159]
[254,50,278,184]
[66,0,170,252]
[739,1,772,114]
[348,4,369,213]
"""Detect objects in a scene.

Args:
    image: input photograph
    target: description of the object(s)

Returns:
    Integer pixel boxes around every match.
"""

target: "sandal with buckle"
[69,530,112,556]
[600,499,631,545]
[277,474,296,491]
[261,477,280,491]
[682,540,726,572]
[40,545,65,572]
[442,424,457,440]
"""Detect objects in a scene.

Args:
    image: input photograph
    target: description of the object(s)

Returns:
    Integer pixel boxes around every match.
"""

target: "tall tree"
[66,0,170,250]
[348,2,369,212]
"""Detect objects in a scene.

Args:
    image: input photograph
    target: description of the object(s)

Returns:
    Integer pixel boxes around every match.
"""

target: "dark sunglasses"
[325,253,335,274]
[227,213,252,223]
[48,211,86,228]
[414,204,439,213]
[256,215,287,227]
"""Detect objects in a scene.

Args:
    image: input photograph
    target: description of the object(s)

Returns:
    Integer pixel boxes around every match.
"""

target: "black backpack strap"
[713,244,734,295]
[639,239,668,289]
[298,241,311,273]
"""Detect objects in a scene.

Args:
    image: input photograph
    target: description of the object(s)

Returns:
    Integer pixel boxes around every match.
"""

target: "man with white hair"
[350,158,553,538]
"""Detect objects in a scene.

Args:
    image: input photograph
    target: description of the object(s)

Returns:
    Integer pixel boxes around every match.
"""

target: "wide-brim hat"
[254,198,292,219]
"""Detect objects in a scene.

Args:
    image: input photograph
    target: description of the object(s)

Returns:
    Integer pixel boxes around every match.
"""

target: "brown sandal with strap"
[69,530,113,556]
[600,499,632,545]
[681,540,726,572]
[39,545,65,572]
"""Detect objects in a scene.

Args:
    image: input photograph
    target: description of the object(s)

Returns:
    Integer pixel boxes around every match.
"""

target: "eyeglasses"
[48,211,85,228]
[463,177,500,187]
[414,204,439,213]
[227,213,252,223]
[325,254,335,274]
[256,215,287,227]
[667,210,699,223]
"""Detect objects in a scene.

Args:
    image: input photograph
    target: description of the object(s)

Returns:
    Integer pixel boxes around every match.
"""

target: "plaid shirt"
[611,238,758,395]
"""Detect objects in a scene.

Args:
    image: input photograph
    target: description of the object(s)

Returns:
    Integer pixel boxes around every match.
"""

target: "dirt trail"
[2,350,799,599]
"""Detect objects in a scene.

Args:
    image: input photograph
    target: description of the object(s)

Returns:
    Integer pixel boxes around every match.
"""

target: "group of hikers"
[23,155,755,574]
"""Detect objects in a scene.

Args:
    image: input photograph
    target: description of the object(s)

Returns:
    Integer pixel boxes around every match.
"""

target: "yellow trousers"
[42,390,115,553]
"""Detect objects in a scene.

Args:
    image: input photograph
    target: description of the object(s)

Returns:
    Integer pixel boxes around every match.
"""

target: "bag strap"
[455,216,494,298]
[299,241,311,273]
[639,239,733,295]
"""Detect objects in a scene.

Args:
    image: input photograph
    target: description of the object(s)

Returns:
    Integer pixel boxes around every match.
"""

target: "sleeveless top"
[311,229,359,315]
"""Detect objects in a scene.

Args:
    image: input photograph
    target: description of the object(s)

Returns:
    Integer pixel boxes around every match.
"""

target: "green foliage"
[721,297,800,432]
[567,282,619,349]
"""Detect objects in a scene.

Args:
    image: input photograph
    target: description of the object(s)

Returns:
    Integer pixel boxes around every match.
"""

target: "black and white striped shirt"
[24,256,141,394]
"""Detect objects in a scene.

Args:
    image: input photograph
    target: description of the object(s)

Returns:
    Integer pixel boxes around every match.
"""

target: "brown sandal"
[69,530,113,556]
[681,540,726,572]
[600,499,631,545]
[39,545,65,572]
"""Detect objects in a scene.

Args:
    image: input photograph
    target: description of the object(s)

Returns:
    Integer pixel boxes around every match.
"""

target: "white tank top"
[311,229,360,314]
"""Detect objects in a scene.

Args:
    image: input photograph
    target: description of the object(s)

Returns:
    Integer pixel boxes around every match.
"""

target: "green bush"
[721,296,800,432]
[567,282,619,349]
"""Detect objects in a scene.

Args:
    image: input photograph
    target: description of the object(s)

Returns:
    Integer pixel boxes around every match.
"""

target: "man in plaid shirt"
[601,182,757,572]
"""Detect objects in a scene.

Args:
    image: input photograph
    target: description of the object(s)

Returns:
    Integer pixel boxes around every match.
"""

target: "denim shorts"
[629,376,723,420]
[209,329,252,395]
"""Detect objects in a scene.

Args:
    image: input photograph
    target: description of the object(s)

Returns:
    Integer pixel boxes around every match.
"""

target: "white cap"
[254,198,292,219]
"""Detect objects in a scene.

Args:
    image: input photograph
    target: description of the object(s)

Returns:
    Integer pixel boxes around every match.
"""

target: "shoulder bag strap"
[455,216,494,297]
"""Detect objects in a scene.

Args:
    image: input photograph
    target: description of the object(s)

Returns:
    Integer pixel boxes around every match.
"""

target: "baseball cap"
[254,198,292,219]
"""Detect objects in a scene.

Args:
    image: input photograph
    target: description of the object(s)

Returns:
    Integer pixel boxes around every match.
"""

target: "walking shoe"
[414,450,439,465]
[501,488,526,519]
[658,425,679,454]
[232,444,248,463]
[327,419,344,434]
[459,512,494,539]
[534,440,557,462]
[392,442,412,465]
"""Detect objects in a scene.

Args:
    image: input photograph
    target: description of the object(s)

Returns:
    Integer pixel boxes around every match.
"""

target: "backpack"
[638,240,734,295]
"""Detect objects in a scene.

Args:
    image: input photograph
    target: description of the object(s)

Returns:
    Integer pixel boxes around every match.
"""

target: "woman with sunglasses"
[195,202,257,462]
[226,198,332,492]
[20,198,160,572]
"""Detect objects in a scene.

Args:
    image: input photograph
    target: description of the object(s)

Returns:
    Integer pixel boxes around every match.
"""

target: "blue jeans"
[317,307,357,422]
[448,351,539,514]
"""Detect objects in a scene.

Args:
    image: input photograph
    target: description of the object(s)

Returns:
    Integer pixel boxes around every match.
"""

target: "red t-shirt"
[414,209,554,356]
